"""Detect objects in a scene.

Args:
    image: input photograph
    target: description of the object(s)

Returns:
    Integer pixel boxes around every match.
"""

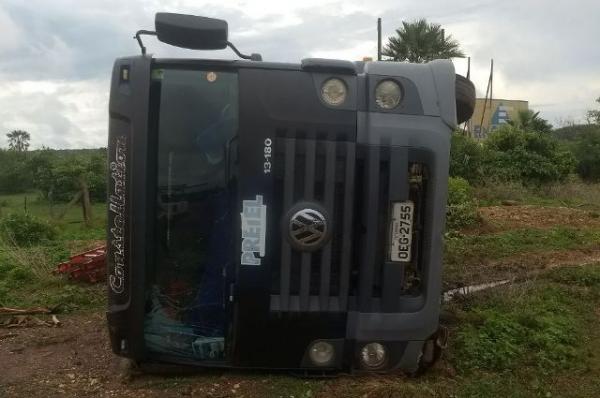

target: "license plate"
[389,201,414,262]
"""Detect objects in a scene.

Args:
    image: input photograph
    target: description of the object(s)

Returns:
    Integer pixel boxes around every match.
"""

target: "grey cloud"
[0,0,599,148]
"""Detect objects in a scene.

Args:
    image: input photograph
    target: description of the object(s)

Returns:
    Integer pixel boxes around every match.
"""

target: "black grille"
[270,136,428,313]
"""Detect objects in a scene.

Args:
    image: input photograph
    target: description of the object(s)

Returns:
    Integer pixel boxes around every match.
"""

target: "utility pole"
[467,56,471,80]
[377,18,382,61]
[490,59,494,106]
[479,59,494,138]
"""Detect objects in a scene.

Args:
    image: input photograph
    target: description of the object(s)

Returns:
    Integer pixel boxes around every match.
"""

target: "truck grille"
[269,134,429,313]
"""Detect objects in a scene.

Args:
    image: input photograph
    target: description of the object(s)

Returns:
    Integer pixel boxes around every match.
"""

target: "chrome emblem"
[289,209,327,248]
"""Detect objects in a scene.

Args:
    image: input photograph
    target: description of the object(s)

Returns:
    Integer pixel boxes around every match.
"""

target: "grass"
[0,241,106,312]
[474,179,600,210]
[0,191,106,312]
[445,264,600,397]
[0,192,106,240]
[445,227,600,267]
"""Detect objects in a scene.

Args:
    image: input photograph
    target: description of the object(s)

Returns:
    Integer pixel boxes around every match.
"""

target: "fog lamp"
[309,341,335,366]
[321,78,347,106]
[360,342,386,369]
[375,79,402,109]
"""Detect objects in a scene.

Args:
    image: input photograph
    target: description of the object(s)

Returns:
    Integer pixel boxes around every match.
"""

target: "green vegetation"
[0,134,106,312]
[484,125,575,184]
[507,109,553,134]
[454,285,581,371]
[0,148,34,194]
[6,129,30,152]
[446,177,479,229]
[586,97,600,125]
[473,178,600,209]
[0,240,105,311]
[0,212,57,246]
[0,192,106,240]
[572,127,600,181]
[31,148,107,202]
[0,146,106,198]
[451,125,575,186]
[450,133,486,185]
[452,121,600,192]
[383,19,465,62]
[445,227,600,266]
[0,191,105,311]
[446,264,600,396]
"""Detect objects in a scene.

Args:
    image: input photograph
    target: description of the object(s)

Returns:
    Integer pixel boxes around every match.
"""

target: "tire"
[455,74,476,124]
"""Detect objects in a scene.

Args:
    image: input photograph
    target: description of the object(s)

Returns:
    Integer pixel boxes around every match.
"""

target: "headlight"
[375,80,402,110]
[360,342,386,369]
[308,341,335,366]
[321,78,347,106]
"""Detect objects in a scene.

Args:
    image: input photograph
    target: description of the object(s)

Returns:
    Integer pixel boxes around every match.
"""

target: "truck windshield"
[144,68,238,361]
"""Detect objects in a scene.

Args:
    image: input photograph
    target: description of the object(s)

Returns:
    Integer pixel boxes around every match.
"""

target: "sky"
[0,0,599,149]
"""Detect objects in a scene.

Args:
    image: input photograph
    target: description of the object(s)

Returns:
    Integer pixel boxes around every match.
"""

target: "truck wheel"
[455,74,475,124]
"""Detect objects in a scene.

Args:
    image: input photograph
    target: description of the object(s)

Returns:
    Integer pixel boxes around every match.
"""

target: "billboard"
[468,98,528,139]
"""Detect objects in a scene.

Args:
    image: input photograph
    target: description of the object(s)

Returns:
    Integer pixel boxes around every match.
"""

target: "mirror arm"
[133,30,262,60]
[134,30,157,55]
[227,41,262,61]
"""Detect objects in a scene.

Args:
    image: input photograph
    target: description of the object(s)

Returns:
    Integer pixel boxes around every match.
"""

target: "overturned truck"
[107,13,475,373]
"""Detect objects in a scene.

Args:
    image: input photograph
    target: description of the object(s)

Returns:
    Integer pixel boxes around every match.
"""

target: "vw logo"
[288,208,328,249]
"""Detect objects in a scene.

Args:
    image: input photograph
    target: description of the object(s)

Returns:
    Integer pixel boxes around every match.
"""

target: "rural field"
[1,180,600,398]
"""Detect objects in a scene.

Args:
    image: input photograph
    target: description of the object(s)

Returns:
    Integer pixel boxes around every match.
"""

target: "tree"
[572,127,600,181]
[587,97,600,125]
[383,19,465,63]
[0,149,32,193]
[6,130,30,152]
[508,109,553,134]
[32,151,107,227]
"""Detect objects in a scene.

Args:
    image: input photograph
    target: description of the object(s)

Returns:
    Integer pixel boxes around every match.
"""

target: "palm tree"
[508,110,552,134]
[383,19,465,63]
[6,130,30,152]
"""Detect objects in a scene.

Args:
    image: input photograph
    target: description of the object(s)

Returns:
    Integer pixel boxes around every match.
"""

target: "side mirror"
[155,13,228,50]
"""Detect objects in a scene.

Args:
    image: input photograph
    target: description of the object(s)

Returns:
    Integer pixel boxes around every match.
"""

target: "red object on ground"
[55,246,106,283]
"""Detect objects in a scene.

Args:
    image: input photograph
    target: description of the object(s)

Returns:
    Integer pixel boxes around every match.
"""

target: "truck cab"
[107,12,475,373]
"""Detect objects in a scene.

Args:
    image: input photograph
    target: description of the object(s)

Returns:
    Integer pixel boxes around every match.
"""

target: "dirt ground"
[447,205,600,287]
[1,312,127,397]
[0,312,279,398]
[472,205,600,233]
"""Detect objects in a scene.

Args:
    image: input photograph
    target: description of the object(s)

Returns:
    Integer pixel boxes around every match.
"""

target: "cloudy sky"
[1,0,599,149]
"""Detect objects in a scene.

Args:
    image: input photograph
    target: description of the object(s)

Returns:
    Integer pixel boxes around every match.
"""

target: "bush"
[447,177,479,230]
[0,213,57,246]
[572,127,600,181]
[484,126,575,185]
[450,132,486,184]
